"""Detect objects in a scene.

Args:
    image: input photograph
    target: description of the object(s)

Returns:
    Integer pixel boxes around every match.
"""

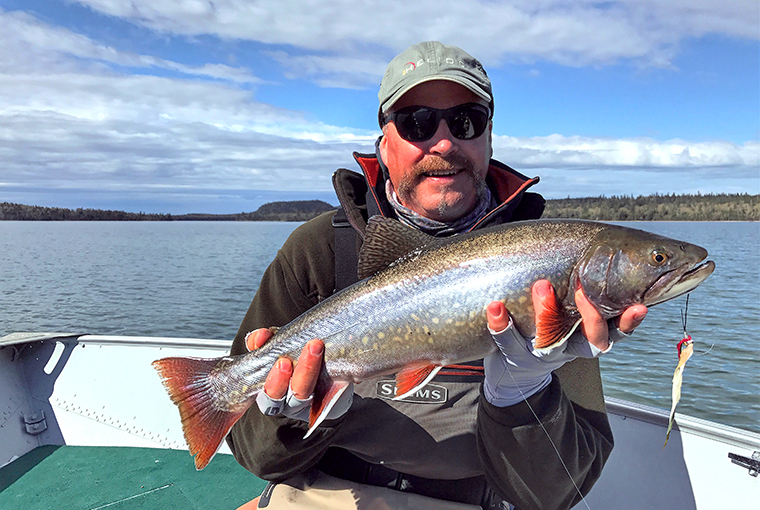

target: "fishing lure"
[665,296,694,447]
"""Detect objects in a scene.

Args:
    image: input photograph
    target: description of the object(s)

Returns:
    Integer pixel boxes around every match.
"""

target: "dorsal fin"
[357,216,435,279]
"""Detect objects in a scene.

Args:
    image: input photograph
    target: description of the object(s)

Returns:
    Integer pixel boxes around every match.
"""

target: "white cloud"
[71,0,758,71]
[492,134,760,169]
[0,8,378,196]
[492,134,760,198]
[0,9,260,83]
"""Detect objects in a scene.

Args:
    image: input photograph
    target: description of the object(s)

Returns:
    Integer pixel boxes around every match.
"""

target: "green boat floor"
[0,446,267,510]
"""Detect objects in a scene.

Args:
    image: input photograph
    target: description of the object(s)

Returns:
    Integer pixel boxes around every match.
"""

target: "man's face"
[379,80,492,222]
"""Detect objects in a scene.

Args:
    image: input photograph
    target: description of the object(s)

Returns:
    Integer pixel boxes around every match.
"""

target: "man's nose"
[427,119,458,156]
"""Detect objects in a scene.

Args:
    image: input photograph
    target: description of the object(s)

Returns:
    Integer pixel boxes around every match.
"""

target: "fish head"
[575,226,715,317]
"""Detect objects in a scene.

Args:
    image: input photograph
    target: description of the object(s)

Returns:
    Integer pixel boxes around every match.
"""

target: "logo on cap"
[401,62,416,76]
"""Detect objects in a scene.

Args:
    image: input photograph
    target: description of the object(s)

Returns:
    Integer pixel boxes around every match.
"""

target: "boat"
[1,332,758,509]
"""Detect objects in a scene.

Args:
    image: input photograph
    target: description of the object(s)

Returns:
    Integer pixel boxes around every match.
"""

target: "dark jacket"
[227,153,614,510]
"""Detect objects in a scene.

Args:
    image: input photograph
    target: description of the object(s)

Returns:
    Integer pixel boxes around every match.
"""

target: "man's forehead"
[391,79,487,111]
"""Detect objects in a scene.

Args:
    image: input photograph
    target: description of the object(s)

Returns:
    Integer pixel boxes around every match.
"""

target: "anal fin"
[394,363,442,400]
[305,380,351,439]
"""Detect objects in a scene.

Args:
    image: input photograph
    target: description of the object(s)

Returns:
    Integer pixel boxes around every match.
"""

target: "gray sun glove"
[256,383,354,422]
[483,318,623,407]
[245,331,354,422]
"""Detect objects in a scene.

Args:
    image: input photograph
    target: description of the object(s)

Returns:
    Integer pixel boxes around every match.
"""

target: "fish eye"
[651,250,669,265]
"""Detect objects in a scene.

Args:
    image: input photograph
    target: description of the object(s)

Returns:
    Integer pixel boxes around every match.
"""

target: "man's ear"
[379,128,388,161]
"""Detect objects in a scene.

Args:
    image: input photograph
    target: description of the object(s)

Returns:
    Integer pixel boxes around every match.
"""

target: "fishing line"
[699,343,715,356]
[681,294,715,356]
[497,365,593,510]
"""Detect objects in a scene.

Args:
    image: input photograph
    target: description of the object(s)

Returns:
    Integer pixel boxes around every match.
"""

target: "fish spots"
[411,314,421,321]
[518,296,528,304]
[432,317,440,324]
[362,337,369,346]
[377,332,386,339]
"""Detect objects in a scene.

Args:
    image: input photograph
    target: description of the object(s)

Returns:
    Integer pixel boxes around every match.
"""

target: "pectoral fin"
[533,295,581,352]
[394,363,442,400]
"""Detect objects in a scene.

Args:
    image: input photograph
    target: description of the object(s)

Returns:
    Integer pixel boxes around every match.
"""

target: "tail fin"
[152,357,251,470]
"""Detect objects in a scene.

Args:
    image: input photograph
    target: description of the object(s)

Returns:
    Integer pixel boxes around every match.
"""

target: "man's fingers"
[575,287,610,351]
[246,328,274,351]
[616,305,648,334]
[260,338,324,403]
[531,279,555,312]
[263,358,292,400]
[486,301,510,332]
[291,339,324,400]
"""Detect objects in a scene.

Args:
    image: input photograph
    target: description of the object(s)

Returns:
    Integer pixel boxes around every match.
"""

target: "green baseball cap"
[378,41,493,126]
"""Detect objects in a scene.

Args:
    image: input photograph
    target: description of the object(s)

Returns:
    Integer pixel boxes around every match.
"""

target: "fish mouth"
[642,259,715,306]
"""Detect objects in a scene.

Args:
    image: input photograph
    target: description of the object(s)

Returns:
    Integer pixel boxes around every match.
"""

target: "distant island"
[1,193,758,221]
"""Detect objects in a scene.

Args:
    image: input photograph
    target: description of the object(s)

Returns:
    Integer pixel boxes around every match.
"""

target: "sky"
[1,0,758,214]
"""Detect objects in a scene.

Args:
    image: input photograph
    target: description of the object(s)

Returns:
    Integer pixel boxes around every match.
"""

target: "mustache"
[410,155,476,178]
[396,155,486,206]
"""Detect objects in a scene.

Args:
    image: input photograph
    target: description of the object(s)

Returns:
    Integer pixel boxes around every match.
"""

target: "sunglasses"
[382,103,491,142]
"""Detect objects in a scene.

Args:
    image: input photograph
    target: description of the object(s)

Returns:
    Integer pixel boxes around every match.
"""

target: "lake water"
[1,220,758,433]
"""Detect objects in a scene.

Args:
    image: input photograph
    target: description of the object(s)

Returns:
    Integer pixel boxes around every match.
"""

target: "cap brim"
[380,76,492,115]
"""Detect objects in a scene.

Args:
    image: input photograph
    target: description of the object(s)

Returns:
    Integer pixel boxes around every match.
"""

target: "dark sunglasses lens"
[448,105,489,140]
[395,108,438,142]
[390,104,490,141]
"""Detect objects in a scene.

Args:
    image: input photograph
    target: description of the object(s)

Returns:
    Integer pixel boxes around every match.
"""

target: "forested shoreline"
[542,193,759,221]
[0,200,336,222]
[1,194,757,221]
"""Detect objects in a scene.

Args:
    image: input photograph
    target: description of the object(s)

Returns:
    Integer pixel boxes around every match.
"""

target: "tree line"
[542,193,759,221]
[1,194,757,221]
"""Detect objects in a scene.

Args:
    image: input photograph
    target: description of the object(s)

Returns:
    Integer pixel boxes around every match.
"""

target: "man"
[227,41,647,510]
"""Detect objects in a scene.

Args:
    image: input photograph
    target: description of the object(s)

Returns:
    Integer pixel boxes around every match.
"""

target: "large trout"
[153,217,715,469]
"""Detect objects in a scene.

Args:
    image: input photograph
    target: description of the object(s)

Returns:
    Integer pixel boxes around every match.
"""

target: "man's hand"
[533,279,648,351]
[246,329,324,401]
[486,280,647,348]
[483,279,647,407]
[247,329,354,423]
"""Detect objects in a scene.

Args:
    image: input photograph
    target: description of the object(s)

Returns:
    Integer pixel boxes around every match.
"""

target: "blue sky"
[1,0,758,214]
